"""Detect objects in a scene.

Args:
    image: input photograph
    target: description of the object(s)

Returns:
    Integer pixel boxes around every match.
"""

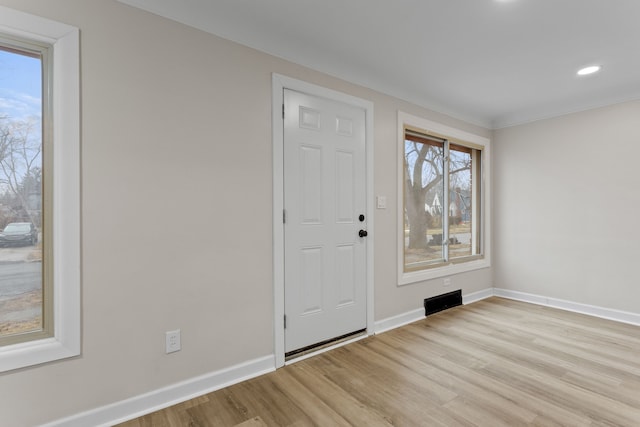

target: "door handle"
[359,229,368,238]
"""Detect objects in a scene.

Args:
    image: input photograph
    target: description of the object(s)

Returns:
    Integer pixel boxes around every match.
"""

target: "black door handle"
[359,229,368,238]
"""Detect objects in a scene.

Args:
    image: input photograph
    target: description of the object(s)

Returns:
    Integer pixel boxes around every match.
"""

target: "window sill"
[0,337,79,372]
[398,257,490,286]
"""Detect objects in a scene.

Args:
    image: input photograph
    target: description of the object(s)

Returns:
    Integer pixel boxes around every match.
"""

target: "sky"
[0,47,42,122]
[0,47,43,193]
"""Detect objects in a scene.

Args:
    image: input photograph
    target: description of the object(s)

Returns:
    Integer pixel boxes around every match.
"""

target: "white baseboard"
[463,288,494,305]
[494,288,640,326]
[374,308,424,334]
[41,355,275,427]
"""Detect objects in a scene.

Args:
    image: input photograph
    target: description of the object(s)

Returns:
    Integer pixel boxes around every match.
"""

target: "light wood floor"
[118,297,640,426]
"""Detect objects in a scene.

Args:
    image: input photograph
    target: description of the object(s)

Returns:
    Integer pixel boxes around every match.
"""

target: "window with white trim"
[398,112,490,285]
[0,36,50,345]
[0,6,80,372]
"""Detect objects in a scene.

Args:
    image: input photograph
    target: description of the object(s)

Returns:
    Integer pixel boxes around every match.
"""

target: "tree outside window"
[403,127,482,273]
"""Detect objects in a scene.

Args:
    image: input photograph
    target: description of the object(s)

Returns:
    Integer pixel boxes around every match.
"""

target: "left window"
[0,37,50,345]
[0,6,79,372]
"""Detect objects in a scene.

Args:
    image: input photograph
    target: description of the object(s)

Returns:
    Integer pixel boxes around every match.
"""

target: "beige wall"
[494,100,640,313]
[0,1,492,425]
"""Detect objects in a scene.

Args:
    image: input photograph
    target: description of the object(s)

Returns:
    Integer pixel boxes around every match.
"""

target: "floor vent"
[424,289,462,316]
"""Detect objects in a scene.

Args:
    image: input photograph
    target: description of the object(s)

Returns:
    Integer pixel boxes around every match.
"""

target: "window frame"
[0,35,53,348]
[397,111,491,285]
[0,6,80,372]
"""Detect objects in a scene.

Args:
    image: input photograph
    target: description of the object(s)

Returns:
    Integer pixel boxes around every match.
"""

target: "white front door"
[283,88,368,354]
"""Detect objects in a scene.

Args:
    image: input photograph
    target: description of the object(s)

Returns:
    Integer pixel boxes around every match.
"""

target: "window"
[0,38,50,345]
[0,6,79,372]
[398,112,490,285]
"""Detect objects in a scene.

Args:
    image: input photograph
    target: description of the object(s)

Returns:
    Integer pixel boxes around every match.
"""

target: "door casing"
[272,74,374,368]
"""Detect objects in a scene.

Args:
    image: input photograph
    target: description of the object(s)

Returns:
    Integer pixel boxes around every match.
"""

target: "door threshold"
[285,329,367,364]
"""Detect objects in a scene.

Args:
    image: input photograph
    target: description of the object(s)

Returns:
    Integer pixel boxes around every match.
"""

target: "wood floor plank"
[383,327,593,426]
[117,297,640,426]
[187,387,257,426]
[233,417,268,427]
[265,367,353,426]
[367,335,540,424]
[318,347,447,426]
[286,362,394,426]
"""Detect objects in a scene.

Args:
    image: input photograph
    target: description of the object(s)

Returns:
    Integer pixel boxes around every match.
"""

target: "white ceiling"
[118,0,640,129]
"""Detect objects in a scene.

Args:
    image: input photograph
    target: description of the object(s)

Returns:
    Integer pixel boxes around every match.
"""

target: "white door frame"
[272,74,374,368]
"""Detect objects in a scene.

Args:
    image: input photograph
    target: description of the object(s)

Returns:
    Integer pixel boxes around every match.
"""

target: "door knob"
[359,229,368,238]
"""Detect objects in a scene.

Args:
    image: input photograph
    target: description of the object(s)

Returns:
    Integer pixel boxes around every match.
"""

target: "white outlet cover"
[165,329,181,354]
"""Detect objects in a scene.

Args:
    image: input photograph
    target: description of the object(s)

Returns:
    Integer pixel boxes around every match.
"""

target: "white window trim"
[0,6,80,372]
[397,111,491,285]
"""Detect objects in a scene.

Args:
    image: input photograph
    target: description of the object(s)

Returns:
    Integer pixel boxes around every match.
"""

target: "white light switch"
[376,196,387,209]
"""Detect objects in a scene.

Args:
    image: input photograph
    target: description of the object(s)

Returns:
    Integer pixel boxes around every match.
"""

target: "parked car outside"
[0,222,38,247]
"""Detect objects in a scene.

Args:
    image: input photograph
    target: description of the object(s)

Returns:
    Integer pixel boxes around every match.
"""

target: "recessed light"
[577,65,601,76]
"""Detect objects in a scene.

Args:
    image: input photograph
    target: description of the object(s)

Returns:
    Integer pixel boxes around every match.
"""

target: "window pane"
[404,131,445,271]
[449,145,478,259]
[0,46,43,338]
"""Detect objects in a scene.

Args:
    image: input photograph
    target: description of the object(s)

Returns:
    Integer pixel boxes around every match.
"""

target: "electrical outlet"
[165,329,181,354]
[443,277,452,287]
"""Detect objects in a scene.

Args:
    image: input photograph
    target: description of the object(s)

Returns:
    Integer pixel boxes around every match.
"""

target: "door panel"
[336,150,355,223]
[284,89,367,353]
[335,244,355,307]
[300,246,323,315]
[300,145,322,223]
